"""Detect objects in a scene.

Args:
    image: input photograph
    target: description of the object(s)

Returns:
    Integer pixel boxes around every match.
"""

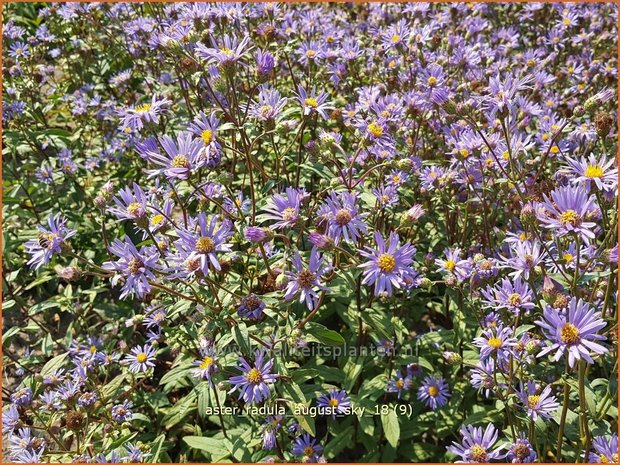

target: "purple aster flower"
[296,40,325,66]
[172,212,233,277]
[516,381,559,421]
[3,405,20,435]
[507,434,537,463]
[237,293,266,320]
[108,183,149,226]
[316,191,367,244]
[417,375,451,410]
[125,443,151,462]
[588,433,618,463]
[316,389,351,418]
[296,85,333,120]
[387,370,413,399]
[188,111,222,167]
[124,344,157,373]
[229,351,277,404]
[120,95,170,133]
[470,359,502,398]
[435,247,472,281]
[292,434,323,463]
[473,326,516,362]
[8,42,29,59]
[537,185,600,242]
[481,277,536,316]
[24,214,76,269]
[145,132,204,180]
[10,387,32,407]
[261,415,282,450]
[245,226,268,243]
[255,49,275,77]
[143,306,167,329]
[261,187,305,229]
[77,392,98,408]
[359,231,417,296]
[535,297,608,368]
[196,34,251,66]
[102,236,159,299]
[500,240,545,280]
[111,400,133,422]
[447,423,506,463]
[284,248,330,310]
[250,85,287,122]
[192,345,219,382]
[564,153,618,192]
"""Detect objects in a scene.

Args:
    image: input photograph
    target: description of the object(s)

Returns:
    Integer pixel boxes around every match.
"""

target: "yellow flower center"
[391,34,401,43]
[563,253,574,263]
[563,18,570,26]
[527,59,535,67]
[396,379,405,389]
[427,76,437,86]
[304,446,315,457]
[328,398,340,407]
[585,164,604,178]
[559,209,580,226]
[127,258,144,275]
[427,386,439,397]
[459,148,469,158]
[195,236,215,254]
[89,345,97,354]
[126,202,143,217]
[444,259,456,272]
[304,97,318,108]
[508,293,522,306]
[282,207,297,222]
[502,150,510,160]
[305,49,316,58]
[247,367,262,384]
[151,214,165,225]
[470,444,488,462]
[560,323,580,344]
[550,145,560,154]
[135,103,151,113]
[172,155,190,168]
[199,356,213,370]
[377,254,396,272]
[488,337,502,349]
[527,395,540,409]
[136,352,148,363]
[201,129,213,145]
[367,121,384,137]
[335,209,352,226]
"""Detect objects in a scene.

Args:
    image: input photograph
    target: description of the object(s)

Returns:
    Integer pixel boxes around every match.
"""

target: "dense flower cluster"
[2,2,617,463]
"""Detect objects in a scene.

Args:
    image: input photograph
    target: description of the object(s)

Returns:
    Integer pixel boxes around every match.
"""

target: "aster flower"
[359,231,417,296]
[387,370,413,399]
[284,248,330,310]
[469,359,503,398]
[24,214,76,269]
[435,247,472,281]
[10,387,32,407]
[261,187,305,229]
[447,423,506,463]
[124,344,157,373]
[101,236,159,299]
[188,111,222,167]
[417,375,451,410]
[250,85,287,122]
[507,434,537,463]
[473,326,516,362]
[296,85,333,120]
[292,434,323,463]
[237,293,266,320]
[145,132,204,180]
[316,191,367,244]
[316,389,351,418]
[111,400,133,422]
[588,433,618,463]
[108,183,150,225]
[500,240,545,280]
[537,185,600,242]
[196,34,251,66]
[564,153,618,193]
[172,213,233,277]
[192,345,219,382]
[229,351,277,404]
[2,405,20,434]
[261,415,282,450]
[516,381,559,421]
[535,297,607,368]
[120,95,170,133]
[481,277,536,315]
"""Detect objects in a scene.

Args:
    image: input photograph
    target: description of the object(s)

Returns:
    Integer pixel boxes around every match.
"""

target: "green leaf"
[40,352,69,378]
[381,408,400,448]
[306,322,345,346]
[183,436,231,460]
